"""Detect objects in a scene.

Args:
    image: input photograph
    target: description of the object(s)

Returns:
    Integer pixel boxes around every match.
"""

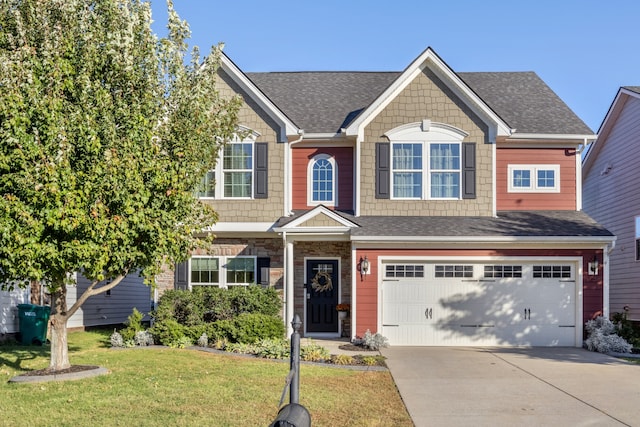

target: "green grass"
[0,330,412,426]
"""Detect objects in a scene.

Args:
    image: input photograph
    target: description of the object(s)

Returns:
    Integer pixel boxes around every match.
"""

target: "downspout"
[283,231,295,336]
[603,240,616,318]
[284,130,305,216]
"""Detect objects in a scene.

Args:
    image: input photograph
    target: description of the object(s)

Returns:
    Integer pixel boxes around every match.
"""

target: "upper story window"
[391,142,460,199]
[379,120,473,200]
[308,154,336,206]
[196,128,268,200]
[508,165,560,193]
[223,142,253,198]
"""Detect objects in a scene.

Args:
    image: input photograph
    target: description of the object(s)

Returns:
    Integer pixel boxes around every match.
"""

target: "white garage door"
[381,263,576,346]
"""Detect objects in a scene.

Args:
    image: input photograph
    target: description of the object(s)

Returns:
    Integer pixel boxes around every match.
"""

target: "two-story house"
[161,47,614,347]
[583,87,640,323]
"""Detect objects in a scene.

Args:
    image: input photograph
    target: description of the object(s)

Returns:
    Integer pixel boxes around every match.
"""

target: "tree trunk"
[49,284,70,371]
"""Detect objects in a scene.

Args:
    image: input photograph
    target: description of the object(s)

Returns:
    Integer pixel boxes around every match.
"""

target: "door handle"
[425,308,432,319]
[524,308,531,320]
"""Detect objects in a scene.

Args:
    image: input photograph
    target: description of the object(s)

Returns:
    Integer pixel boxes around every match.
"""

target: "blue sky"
[150,0,640,133]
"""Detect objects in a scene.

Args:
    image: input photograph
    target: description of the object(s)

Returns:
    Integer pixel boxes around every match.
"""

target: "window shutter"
[257,257,271,286]
[175,261,189,290]
[254,143,268,199]
[376,142,390,199]
[462,142,476,199]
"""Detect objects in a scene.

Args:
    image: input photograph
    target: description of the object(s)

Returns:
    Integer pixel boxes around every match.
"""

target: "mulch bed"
[338,343,378,352]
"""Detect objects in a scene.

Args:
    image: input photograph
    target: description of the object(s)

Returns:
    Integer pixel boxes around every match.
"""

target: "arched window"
[308,154,337,206]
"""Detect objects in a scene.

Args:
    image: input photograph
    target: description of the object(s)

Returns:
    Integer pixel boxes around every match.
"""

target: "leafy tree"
[0,0,241,370]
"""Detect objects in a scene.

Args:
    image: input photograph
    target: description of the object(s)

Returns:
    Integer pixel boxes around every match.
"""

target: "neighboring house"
[583,86,640,322]
[158,47,614,347]
[1,274,150,334]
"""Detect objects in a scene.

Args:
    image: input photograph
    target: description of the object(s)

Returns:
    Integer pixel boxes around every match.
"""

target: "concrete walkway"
[381,347,640,427]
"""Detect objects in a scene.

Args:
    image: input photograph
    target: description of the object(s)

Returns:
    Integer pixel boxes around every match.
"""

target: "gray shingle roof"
[623,86,640,94]
[277,210,612,239]
[246,71,593,135]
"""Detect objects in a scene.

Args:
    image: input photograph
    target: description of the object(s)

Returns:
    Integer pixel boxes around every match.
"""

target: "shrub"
[134,330,154,346]
[230,313,285,344]
[150,318,186,347]
[585,316,632,353]
[362,330,389,350]
[197,333,208,348]
[110,331,125,348]
[361,356,385,366]
[120,308,146,341]
[169,336,193,349]
[301,343,330,362]
[254,338,290,359]
[332,354,354,365]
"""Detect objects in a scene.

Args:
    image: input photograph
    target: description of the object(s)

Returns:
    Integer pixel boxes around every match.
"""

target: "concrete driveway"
[380,347,640,427]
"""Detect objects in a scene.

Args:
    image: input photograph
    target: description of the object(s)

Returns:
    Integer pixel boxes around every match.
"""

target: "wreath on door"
[311,271,333,292]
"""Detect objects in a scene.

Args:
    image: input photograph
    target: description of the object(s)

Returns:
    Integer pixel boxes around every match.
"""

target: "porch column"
[286,236,295,337]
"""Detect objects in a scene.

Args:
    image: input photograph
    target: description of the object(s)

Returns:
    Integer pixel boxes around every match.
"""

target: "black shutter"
[376,142,390,199]
[257,257,271,286]
[462,142,476,199]
[175,261,189,290]
[254,143,268,199]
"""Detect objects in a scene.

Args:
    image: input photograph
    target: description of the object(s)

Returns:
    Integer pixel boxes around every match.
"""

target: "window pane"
[537,170,555,188]
[191,258,219,284]
[224,172,252,197]
[393,143,422,169]
[194,170,215,198]
[312,158,333,202]
[223,144,252,169]
[513,170,531,187]
[431,172,459,198]
[227,257,255,284]
[393,172,422,198]
[430,144,460,170]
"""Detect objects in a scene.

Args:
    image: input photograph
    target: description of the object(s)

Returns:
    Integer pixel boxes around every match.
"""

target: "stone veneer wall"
[360,67,493,216]
[154,237,285,295]
[293,241,352,335]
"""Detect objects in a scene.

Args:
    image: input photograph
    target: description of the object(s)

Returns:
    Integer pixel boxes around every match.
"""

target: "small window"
[532,265,572,278]
[484,265,522,278]
[435,265,473,278]
[385,264,425,278]
[194,170,216,198]
[191,257,220,285]
[223,143,253,198]
[508,165,560,193]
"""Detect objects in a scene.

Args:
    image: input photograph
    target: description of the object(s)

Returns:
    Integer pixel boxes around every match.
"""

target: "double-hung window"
[223,142,253,198]
[190,256,255,287]
[391,142,460,199]
[508,165,560,193]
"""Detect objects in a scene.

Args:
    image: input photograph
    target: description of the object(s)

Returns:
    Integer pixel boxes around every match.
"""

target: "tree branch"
[66,272,128,319]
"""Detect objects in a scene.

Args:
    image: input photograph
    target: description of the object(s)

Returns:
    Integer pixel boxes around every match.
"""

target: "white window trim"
[390,141,462,200]
[198,131,259,200]
[189,255,257,288]
[508,164,560,193]
[307,153,337,207]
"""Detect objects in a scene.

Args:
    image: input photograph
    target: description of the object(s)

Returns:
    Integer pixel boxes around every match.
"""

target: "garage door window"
[385,264,425,278]
[434,265,473,278]
[484,265,522,278]
[532,265,571,278]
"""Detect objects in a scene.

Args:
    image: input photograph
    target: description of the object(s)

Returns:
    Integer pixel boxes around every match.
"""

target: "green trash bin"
[17,304,50,346]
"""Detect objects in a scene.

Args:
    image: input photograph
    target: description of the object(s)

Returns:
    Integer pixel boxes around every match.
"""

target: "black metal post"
[290,314,301,404]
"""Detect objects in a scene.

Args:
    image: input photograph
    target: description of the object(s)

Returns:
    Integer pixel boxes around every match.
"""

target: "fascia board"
[219,53,299,140]
[508,133,597,143]
[351,235,615,245]
[205,222,276,232]
[344,47,511,140]
[584,88,639,174]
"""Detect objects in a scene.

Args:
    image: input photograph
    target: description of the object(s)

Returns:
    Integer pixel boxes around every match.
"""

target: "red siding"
[291,147,354,211]
[496,147,577,210]
[354,248,603,337]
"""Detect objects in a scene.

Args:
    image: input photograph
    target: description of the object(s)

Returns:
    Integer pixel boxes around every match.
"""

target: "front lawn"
[0,330,412,426]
